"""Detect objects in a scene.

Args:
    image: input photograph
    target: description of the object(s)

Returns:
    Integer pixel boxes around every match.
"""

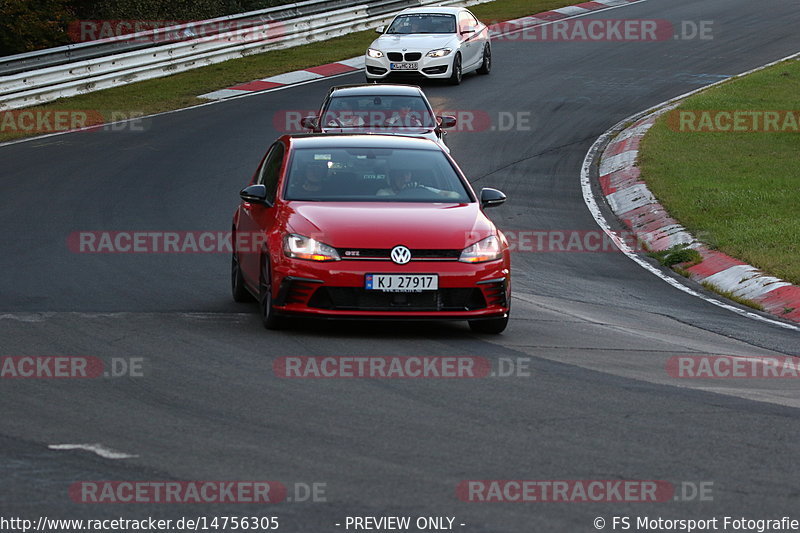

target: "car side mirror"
[480,187,506,208]
[300,116,318,129]
[240,184,270,205]
[438,115,457,129]
[375,25,385,34]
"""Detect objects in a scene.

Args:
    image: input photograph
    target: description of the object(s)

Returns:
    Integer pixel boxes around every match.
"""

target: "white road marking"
[703,266,792,300]
[604,183,656,213]
[49,443,138,459]
[599,149,639,175]
[338,57,365,68]
[262,70,323,84]
[553,6,591,16]
[198,88,249,100]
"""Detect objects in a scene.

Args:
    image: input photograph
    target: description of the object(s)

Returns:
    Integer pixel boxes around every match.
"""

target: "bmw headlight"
[459,235,502,263]
[284,234,341,262]
[426,48,452,58]
[367,48,384,58]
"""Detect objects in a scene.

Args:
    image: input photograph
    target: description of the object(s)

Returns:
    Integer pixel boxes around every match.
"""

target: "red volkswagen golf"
[231,134,511,333]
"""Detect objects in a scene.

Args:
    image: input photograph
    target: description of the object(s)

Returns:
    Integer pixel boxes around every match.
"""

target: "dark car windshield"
[284,147,472,202]
[386,14,456,34]
[320,95,436,129]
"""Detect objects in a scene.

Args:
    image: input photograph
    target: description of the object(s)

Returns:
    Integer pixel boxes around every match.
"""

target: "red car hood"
[286,202,496,249]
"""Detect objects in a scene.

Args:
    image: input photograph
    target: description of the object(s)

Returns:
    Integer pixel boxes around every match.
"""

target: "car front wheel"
[231,251,254,302]
[259,255,286,330]
[448,53,462,85]
[477,44,491,75]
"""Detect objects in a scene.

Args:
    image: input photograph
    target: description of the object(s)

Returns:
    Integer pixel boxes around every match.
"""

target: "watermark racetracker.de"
[0,356,144,378]
[0,110,149,135]
[490,19,714,42]
[67,230,646,254]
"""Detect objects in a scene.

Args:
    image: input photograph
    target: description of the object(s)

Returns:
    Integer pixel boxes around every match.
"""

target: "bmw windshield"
[386,14,456,34]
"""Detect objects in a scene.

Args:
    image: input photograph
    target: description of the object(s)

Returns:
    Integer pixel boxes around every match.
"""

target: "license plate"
[365,274,438,292]
[390,62,418,70]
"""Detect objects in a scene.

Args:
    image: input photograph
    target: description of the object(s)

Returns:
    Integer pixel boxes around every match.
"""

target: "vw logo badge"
[390,245,412,265]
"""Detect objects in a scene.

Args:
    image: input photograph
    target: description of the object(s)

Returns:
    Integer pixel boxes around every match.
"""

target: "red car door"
[237,141,286,285]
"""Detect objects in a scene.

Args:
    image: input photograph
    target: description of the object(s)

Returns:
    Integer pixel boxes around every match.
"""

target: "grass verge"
[700,282,765,312]
[639,57,800,286]
[0,0,577,143]
[648,244,702,269]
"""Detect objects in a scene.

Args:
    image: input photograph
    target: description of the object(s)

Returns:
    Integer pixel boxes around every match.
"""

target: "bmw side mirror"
[240,184,270,205]
[300,116,318,129]
[480,188,506,208]
[438,115,457,129]
[375,25,385,34]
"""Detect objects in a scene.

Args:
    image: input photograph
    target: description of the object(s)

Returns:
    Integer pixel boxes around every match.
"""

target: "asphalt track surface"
[1,0,799,530]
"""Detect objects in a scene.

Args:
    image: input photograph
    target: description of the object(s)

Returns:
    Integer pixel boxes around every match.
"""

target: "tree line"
[1,0,290,56]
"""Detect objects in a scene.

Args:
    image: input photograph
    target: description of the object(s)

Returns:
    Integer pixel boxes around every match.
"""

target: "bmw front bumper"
[365,52,455,81]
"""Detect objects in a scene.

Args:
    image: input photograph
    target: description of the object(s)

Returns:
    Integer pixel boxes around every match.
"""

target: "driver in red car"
[376,169,459,198]
[292,161,327,194]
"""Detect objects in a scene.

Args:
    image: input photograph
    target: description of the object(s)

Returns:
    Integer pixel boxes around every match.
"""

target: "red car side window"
[258,142,285,203]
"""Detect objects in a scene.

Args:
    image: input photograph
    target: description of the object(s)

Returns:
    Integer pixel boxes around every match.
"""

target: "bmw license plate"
[365,274,438,292]
[390,62,418,70]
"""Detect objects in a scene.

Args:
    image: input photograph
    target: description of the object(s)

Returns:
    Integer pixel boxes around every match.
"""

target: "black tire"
[448,53,462,85]
[476,44,491,75]
[468,314,509,334]
[259,255,286,330]
[231,252,254,302]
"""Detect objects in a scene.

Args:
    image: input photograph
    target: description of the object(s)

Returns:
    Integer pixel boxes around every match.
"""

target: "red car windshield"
[321,95,436,130]
[284,147,472,202]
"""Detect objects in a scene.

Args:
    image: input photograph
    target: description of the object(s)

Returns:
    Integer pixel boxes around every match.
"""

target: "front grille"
[337,248,461,261]
[404,52,422,61]
[387,52,403,61]
[308,287,486,311]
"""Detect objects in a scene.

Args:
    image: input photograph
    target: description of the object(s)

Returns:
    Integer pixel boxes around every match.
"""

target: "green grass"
[639,58,800,285]
[469,0,576,24]
[0,0,576,143]
[648,244,702,268]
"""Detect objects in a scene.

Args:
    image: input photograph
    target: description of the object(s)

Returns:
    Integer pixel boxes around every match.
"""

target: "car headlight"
[284,234,341,262]
[426,48,452,58]
[459,235,502,263]
[367,48,384,58]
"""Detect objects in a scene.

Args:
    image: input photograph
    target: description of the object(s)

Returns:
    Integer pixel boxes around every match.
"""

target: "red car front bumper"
[270,258,510,319]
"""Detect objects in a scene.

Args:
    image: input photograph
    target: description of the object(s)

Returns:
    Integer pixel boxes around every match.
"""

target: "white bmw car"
[365,7,491,85]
